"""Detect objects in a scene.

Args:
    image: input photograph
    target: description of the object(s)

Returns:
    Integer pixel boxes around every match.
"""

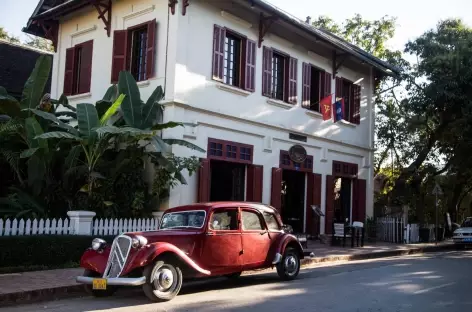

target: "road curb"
[0,244,457,307]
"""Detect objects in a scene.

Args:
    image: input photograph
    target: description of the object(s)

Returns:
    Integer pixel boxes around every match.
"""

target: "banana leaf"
[25,117,48,149]
[35,131,82,141]
[100,94,125,125]
[26,108,78,135]
[163,138,206,152]
[20,147,40,159]
[151,122,184,130]
[141,85,165,129]
[77,103,99,139]
[118,71,142,128]
[20,55,52,112]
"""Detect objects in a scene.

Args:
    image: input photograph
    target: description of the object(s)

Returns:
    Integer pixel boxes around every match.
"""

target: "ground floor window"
[209,160,246,201]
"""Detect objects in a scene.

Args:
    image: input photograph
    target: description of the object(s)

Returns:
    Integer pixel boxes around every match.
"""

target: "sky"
[2,0,471,52]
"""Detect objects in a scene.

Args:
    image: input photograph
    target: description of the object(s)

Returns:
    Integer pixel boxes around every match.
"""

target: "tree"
[0,26,20,43]
[24,35,54,52]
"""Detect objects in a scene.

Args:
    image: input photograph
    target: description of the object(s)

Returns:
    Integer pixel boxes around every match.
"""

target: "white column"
[67,211,96,235]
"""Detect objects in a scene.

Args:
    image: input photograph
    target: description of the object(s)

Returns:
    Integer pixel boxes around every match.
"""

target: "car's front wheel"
[143,260,183,302]
[276,247,300,281]
[83,269,117,297]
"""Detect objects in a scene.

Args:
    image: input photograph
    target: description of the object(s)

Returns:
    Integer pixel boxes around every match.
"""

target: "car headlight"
[131,235,148,249]
[91,238,106,251]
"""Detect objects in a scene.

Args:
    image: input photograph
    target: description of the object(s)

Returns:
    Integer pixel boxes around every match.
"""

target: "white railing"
[0,214,161,237]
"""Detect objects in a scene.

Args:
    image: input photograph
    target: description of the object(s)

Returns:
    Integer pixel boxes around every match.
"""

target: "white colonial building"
[24,0,400,236]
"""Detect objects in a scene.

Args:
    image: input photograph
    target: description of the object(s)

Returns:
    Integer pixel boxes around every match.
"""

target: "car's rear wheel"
[143,260,183,302]
[276,247,300,281]
[83,269,117,297]
[225,272,242,279]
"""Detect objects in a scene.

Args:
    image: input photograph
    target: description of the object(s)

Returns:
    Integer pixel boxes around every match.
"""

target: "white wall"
[49,0,376,230]
[52,0,170,105]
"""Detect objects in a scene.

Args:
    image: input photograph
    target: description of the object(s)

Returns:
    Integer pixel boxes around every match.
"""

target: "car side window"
[263,212,281,231]
[242,210,264,231]
[210,210,238,231]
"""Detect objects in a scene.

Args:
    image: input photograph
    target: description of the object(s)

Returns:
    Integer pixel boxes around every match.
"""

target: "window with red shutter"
[211,25,256,92]
[262,46,273,97]
[335,76,360,124]
[110,19,158,83]
[301,63,329,112]
[63,40,93,96]
[207,138,253,164]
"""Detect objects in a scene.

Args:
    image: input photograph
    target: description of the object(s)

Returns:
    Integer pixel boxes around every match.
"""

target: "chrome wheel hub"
[154,268,174,291]
[284,255,298,276]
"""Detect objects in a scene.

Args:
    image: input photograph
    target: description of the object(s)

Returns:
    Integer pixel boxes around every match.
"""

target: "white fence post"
[67,211,96,235]
[152,211,164,229]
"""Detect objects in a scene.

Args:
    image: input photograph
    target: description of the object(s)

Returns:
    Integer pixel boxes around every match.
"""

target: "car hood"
[125,229,201,255]
[454,227,472,234]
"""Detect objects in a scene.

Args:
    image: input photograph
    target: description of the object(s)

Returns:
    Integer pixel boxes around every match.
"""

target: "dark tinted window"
[263,212,281,231]
[242,210,264,230]
[210,210,238,231]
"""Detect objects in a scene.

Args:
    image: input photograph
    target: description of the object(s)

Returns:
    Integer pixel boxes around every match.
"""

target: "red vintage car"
[76,202,305,302]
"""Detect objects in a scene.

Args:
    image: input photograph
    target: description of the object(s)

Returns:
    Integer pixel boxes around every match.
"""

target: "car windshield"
[159,210,206,230]
[461,218,472,228]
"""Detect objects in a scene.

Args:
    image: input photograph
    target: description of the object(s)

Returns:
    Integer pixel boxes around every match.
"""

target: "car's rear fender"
[274,234,305,262]
[123,242,211,276]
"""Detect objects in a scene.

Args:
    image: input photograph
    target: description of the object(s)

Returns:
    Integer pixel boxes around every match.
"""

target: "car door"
[200,207,242,274]
[240,207,272,269]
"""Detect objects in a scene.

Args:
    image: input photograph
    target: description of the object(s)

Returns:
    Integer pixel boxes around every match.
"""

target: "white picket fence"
[376,217,406,243]
[0,216,159,237]
[376,217,426,244]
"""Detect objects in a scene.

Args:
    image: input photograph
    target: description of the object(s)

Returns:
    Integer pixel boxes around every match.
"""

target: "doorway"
[210,160,246,201]
[281,170,306,233]
[334,177,352,223]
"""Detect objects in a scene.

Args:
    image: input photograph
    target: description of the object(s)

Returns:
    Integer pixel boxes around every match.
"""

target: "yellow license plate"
[92,278,107,290]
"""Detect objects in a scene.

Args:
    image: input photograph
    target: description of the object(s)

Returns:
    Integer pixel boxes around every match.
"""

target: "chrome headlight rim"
[131,235,148,249]
[91,238,106,251]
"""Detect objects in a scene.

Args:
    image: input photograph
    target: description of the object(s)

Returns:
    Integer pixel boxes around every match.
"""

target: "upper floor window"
[111,19,157,83]
[212,25,256,92]
[335,77,361,124]
[63,40,93,96]
[301,63,332,112]
[262,47,297,104]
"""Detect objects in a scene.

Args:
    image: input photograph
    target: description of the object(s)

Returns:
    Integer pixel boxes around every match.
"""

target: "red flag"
[320,95,332,121]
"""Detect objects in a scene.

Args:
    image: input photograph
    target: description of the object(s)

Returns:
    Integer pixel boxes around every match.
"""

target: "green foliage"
[0,235,114,269]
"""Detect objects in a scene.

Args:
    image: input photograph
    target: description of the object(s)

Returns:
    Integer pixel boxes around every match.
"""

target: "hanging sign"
[289,144,307,163]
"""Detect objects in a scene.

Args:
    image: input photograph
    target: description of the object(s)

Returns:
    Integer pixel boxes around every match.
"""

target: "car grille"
[103,235,132,278]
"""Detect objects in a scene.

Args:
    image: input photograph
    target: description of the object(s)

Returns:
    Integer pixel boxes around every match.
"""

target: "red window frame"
[332,160,358,178]
[207,138,254,164]
[279,150,313,173]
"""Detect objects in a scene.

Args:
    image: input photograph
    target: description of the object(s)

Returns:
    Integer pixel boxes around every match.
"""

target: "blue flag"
[334,98,345,122]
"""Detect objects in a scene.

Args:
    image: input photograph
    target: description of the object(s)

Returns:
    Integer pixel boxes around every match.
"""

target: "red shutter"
[246,165,263,202]
[357,179,367,222]
[288,57,298,104]
[270,167,282,211]
[306,173,315,235]
[198,159,210,202]
[301,62,311,108]
[325,175,334,234]
[352,179,359,222]
[244,39,256,91]
[212,25,225,81]
[146,19,157,79]
[314,173,322,236]
[353,84,361,124]
[324,72,332,98]
[111,30,128,83]
[78,40,93,94]
[262,47,272,97]
[63,47,75,96]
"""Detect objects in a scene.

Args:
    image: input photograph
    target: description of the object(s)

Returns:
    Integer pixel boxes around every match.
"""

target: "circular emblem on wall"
[288,144,307,163]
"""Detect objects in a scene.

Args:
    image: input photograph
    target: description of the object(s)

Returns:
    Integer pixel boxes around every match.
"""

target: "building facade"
[25,0,400,235]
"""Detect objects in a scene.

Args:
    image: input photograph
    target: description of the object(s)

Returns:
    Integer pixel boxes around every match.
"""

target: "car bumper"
[76,276,146,286]
[453,237,472,244]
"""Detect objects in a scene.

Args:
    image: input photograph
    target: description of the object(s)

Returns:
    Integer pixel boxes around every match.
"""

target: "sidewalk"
[0,240,456,306]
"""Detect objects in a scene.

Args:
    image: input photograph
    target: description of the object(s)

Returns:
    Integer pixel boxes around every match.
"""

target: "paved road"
[2,250,472,312]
